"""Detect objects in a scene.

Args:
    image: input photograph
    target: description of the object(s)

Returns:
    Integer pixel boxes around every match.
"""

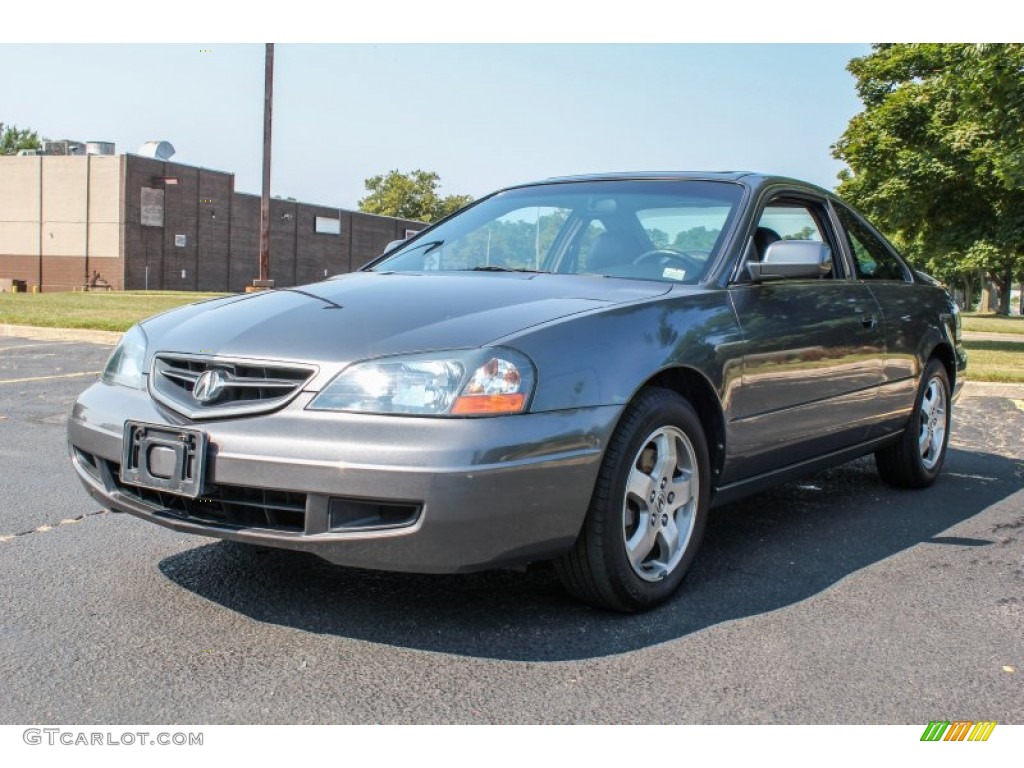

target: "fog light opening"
[73,447,101,480]
[328,498,420,531]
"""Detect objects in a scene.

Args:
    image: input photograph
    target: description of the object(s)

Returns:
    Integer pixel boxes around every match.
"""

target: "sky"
[0,43,869,209]
[2,1,1004,212]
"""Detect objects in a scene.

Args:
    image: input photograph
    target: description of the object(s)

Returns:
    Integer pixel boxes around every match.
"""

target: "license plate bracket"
[121,421,207,498]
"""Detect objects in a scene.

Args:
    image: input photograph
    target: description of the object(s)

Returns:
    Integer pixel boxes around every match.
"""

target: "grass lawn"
[962,338,1024,383]
[962,314,1024,335]
[960,315,1024,382]
[0,291,230,332]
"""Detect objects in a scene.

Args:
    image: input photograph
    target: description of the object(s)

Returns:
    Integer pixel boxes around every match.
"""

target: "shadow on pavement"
[159,449,1022,661]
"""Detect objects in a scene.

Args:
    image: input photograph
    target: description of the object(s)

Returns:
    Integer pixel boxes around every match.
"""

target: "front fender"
[500,289,742,414]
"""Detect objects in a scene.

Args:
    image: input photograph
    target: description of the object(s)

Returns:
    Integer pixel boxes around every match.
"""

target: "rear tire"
[554,387,711,612]
[875,358,951,489]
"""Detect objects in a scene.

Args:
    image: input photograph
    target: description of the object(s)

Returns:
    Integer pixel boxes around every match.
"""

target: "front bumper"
[68,381,619,573]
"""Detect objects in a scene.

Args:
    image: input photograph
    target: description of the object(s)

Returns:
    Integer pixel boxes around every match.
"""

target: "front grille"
[108,460,306,532]
[151,354,316,419]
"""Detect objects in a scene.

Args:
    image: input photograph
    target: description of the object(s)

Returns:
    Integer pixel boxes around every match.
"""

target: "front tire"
[554,387,711,612]
[875,358,951,488]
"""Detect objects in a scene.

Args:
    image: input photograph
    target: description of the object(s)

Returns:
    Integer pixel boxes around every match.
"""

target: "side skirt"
[711,433,901,508]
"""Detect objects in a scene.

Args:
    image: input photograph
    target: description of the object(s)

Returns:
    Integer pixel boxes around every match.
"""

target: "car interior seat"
[585,232,641,271]
[751,226,781,262]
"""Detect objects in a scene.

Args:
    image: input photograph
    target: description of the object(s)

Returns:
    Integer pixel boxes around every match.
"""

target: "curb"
[1,324,122,345]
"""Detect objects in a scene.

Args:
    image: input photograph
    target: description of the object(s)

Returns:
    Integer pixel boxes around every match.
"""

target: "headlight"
[308,348,536,417]
[102,324,148,389]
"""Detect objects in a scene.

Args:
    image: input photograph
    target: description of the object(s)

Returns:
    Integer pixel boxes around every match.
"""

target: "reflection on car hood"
[141,271,671,366]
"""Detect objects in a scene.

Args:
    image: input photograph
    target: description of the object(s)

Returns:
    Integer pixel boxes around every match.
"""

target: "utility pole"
[256,42,275,289]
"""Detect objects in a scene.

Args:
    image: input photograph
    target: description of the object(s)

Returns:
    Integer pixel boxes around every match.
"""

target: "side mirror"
[747,241,832,281]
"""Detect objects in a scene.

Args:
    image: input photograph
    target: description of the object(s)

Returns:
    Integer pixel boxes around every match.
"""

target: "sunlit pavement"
[1,336,1021,723]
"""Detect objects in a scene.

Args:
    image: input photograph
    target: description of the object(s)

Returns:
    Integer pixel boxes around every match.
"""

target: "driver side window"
[758,204,823,243]
[750,201,841,278]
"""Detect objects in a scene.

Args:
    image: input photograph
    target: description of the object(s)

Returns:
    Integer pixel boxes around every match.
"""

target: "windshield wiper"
[402,239,445,254]
[278,288,344,310]
[464,266,550,274]
[369,239,446,273]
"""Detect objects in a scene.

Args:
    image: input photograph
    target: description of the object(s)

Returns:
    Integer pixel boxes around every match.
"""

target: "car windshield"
[370,180,744,283]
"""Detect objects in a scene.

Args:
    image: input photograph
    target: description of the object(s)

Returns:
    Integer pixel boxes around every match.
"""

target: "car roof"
[541,171,757,183]
[506,171,834,198]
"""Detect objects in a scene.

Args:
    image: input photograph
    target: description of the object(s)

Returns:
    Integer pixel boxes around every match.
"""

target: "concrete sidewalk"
[960,380,1024,398]
[962,330,1024,343]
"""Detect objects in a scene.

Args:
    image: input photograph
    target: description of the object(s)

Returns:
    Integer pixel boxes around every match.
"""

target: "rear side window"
[835,205,910,282]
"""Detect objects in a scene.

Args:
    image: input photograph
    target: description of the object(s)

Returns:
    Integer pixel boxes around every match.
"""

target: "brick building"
[0,153,424,292]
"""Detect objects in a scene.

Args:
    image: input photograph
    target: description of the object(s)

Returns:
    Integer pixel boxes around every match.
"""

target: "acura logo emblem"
[192,368,227,404]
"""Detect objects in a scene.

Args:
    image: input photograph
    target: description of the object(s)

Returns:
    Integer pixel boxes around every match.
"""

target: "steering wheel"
[632,248,705,275]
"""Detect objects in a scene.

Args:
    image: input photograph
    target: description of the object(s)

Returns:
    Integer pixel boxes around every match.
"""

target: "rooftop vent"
[138,141,175,161]
[86,141,115,156]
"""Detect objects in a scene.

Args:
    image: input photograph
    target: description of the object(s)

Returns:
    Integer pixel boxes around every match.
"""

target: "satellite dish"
[137,141,176,161]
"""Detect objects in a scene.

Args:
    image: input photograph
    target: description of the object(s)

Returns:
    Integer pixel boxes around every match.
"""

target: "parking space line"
[0,371,102,385]
[0,342,82,353]
[0,510,110,543]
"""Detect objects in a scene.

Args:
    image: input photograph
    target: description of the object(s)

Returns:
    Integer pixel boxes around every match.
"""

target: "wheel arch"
[926,340,957,392]
[629,366,726,488]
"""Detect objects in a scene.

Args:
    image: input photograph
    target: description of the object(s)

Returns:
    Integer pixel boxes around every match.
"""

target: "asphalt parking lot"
[1,333,1021,724]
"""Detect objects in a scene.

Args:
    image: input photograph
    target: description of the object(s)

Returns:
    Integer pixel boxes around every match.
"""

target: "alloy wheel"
[622,425,699,582]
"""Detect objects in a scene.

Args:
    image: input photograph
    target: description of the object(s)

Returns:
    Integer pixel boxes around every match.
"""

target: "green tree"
[358,169,474,223]
[832,44,1024,314]
[673,226,720,251]
[646,228,669,248]
[436,210,568,270]
[0,123,43,154]
[782,225,817,241]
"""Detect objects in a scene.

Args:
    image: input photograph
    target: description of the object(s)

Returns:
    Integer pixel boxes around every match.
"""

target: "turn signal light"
[451,393,527,415]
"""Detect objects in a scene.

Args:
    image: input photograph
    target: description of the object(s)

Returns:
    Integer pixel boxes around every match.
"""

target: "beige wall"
[0,157,42,254]
[0,155,121,260]
[2,153,422,292]
[86,156,121,259]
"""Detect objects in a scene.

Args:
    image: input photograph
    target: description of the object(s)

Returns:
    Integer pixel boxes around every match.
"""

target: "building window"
[315,216,341,235]
[140,188,165,227]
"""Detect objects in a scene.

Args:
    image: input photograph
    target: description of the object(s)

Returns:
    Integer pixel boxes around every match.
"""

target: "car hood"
[141,271,670,370]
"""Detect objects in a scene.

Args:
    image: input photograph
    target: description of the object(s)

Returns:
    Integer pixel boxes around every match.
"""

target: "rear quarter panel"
[863,280,965,437]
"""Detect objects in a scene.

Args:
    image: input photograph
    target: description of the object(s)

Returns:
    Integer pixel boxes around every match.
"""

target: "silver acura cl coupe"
[68,172,966,611]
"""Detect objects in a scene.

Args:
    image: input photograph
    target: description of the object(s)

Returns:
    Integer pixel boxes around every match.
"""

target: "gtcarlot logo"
[23,729,203,747]
[920,721,997,742]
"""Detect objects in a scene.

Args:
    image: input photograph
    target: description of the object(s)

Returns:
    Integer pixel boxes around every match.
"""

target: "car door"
[724,193,887,482]
[831,201,921,438]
